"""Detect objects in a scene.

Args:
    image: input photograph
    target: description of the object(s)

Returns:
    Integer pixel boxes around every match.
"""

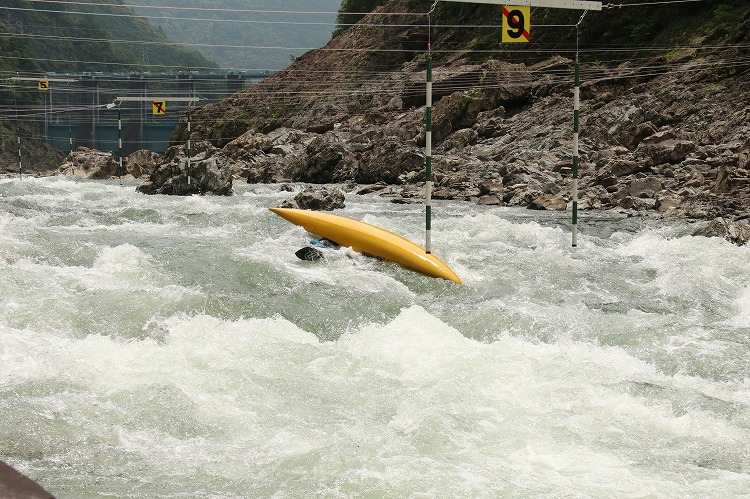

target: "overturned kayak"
[269,207,461,284]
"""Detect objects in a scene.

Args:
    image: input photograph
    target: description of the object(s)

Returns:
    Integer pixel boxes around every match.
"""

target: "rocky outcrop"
[58,147,118,179]
[278,186,346,211]
[137,141,233,196]
[206,52,747,223]
[125,150,161,179]
[691,218,750,246]
[41,4,749,230]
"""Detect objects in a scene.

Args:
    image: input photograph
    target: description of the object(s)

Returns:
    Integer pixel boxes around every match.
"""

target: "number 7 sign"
[502,5,530,42]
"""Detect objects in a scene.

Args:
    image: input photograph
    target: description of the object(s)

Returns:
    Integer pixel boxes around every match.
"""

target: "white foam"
[2,179,750,496]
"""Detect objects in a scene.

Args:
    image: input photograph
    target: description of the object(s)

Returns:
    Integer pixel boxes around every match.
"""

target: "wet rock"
[137,142,233,195]
[59,147,118,179]
[279,186,345,211]
[477,194,501,205]
[691,218,750,246]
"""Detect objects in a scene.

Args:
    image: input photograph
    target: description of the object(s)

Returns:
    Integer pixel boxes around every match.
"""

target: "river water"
[1,176,748,498]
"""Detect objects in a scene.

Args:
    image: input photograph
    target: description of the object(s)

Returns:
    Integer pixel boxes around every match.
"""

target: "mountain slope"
[128,0,340,70]
[0,0,217,171]
[0,0,216,73]
[177,0,750,142]
[171,0,750,221]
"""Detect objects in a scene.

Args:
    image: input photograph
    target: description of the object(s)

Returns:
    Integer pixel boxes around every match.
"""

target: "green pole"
[14,80,21,180]
[118,106,123,184]
[187,106,192,188]
[425,55,433,254]
[572,57,579,247]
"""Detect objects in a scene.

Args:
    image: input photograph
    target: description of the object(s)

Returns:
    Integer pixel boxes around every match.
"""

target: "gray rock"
[279,186,345,211]
[59,147,118,179]
[627,177,663,198]
[354,139,423,184]
[528,194,567,211]
[125,149,160,179]
[655,194,683,213]
[289,136,346,184]
[137,142,233,196]
[638,139,695,164]
[223,131,273,156]
[691,218,750,246]
[477,194,501,205]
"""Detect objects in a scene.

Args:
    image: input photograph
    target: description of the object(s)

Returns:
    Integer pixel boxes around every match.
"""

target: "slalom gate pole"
[117,106,123,185]
[14,81,21,180]
[425,5,436,254]
[187,107,192,187]
[66,83,73,154]
[572,13,586,248]
[572,57,579,247]
[425,54,433,254]
[17,136,22,180]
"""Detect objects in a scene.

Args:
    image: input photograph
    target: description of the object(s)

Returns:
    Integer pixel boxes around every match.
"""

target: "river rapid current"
[1,176,749,498]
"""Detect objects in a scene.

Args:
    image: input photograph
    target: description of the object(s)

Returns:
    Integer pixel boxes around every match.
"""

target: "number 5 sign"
[502,5,530,42]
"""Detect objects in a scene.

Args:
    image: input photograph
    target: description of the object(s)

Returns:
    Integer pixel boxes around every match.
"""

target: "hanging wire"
[605,0,706,8]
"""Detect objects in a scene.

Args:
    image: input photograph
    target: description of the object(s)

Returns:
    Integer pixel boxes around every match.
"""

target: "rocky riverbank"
[170,55,749,223]
[26,3,750,245]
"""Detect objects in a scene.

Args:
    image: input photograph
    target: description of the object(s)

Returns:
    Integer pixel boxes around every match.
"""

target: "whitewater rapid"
[1,176,748,498]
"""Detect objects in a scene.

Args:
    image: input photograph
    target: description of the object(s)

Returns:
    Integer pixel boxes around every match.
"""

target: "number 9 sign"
[502,6,530,43]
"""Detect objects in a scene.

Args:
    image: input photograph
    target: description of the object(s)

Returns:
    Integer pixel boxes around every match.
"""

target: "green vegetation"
[0,0,217,171]
[128,0,341,70]
[0,0,215,73]
[422,0,750,65]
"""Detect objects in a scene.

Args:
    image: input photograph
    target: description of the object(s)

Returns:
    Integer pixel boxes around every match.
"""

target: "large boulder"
[354,139,423,184]
[289,136,347,183]
[691,218,750,246]
[637,130,695,164]
[528,194,567,211]
[125,149,161,179]
[223,131,274,158]
[59,147,118,179]
[137,141,233,195]
[278,186,345,211]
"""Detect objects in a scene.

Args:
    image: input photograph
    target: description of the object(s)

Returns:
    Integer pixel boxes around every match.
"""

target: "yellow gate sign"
[38,80,50,91]
[502,6,530,43]
[152,100,167,115]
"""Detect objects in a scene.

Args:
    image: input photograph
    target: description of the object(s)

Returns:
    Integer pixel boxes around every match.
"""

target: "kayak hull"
[269,207,461,284]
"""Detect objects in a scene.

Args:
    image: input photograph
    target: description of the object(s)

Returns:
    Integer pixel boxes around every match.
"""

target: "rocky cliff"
[166,1,749,223]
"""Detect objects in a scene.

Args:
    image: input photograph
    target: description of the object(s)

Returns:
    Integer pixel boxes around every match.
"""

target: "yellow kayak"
[269,207,461,284]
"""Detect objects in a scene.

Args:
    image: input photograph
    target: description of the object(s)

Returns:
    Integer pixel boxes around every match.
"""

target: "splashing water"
[1,176,749,497]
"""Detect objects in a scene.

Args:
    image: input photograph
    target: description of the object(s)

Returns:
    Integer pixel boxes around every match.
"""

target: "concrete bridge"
[39,70,271,155]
